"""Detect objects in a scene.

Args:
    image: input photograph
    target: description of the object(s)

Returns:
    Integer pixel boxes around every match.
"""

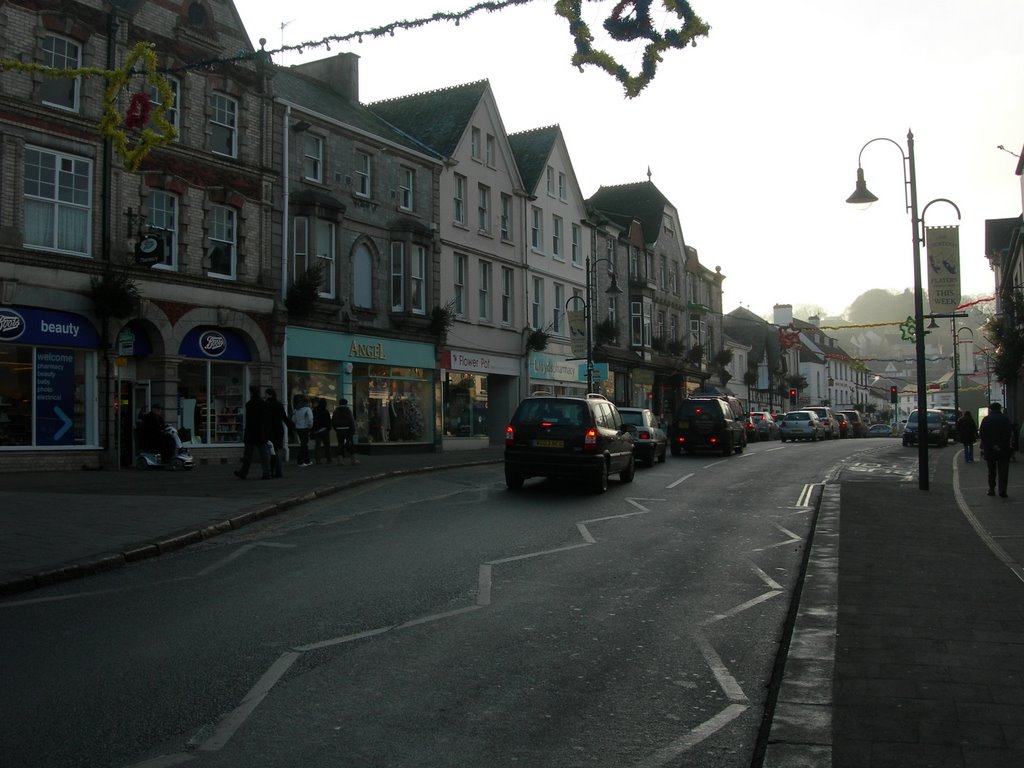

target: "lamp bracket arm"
[919,197,962,223]
[856,136,912,213]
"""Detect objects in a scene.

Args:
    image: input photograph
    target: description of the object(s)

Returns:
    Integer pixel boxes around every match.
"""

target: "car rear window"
[678,400,725,418]
[516,400,588,427]
[785,412,810,421]
[619,410,645,427]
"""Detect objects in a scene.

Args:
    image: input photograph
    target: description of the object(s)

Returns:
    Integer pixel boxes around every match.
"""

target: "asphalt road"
[1,437,881,768]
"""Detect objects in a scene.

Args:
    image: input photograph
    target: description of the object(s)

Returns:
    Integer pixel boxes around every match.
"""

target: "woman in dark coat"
[264,388,294,478]
[957,411,977,463]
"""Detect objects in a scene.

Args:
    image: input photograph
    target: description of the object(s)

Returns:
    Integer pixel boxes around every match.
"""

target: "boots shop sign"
[0,307,99,348]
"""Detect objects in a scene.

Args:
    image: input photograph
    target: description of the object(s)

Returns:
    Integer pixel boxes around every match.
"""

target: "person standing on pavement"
[979,402,1012,497]
[291,395,313,467]
[311,398,332,464]
[235,385,271,480]
[264,388,294,479]
[956,411,978,463]
[332,399,359,466]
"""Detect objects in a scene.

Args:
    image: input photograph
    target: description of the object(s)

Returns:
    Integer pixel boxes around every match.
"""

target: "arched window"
[353,242,373,309]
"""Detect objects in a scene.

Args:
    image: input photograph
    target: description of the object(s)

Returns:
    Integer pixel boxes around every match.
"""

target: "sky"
[233,0,1024,321]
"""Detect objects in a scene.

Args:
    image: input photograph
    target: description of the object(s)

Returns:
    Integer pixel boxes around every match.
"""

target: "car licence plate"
[534,438,564,448]
[677,420,689,429]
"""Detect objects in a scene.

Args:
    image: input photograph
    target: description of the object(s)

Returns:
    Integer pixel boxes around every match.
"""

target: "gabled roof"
[366,81,490,158]
[586,180,670,244]
[723,307,780,369]
[508,126,559,194]
[272,67,443,160]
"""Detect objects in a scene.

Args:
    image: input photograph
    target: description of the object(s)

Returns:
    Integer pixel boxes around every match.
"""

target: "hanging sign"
[567,310,586,358]
[925,225,961,315]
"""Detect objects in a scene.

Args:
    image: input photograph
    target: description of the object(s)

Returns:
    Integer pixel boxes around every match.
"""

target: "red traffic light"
[889,385,898,404]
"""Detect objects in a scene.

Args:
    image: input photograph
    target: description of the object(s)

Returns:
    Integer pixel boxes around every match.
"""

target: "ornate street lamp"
[567,256,622,393]
[847,130,960,491]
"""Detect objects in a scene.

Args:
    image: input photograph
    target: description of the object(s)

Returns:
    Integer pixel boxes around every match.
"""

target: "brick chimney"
[292,52,359,101]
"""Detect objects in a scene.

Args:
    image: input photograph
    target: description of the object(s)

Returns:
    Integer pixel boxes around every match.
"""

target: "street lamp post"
[847,129,961,491]
[567,256,622,393]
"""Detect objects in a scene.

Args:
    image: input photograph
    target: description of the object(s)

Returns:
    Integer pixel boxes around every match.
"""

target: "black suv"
[668,396,747,456]
[504,393,635,493]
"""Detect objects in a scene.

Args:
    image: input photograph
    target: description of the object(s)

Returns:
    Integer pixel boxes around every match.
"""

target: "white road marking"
[953,457,1024,584]
[693,633,747,702]
[196,542,295,577]
[666,472,694,489]
[196,651,301,752]
[633,704,749,768]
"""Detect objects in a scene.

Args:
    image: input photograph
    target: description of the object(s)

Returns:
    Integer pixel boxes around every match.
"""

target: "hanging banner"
[567,310,587,358]
[925,225,961,314]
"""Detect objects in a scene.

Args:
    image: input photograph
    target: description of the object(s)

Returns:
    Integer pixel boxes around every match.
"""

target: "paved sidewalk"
[769,444,1024,767]
[3,441,1023,766]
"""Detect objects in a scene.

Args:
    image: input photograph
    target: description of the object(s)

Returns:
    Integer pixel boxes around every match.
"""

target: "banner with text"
[567,310,586,358]
[925,225,961,315]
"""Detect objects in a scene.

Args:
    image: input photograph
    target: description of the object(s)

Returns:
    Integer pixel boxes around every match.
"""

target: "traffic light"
[890,385,898,404]
[789,388,797,406]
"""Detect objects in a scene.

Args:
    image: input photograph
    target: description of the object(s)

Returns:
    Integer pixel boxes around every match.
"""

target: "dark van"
[669,396,747,457]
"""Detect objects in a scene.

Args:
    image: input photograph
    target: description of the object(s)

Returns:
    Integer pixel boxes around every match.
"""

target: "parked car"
[779,410,825,442]
[504,393,636,493]
[868,423,894,437]
[668,396,747,456]
[749,411,780,441]
[837,413,851,439]
[838,410,867,438]
[618,406,668,466]
[743,414,760,443]
[803,405,840,439]
[902,409,949,447]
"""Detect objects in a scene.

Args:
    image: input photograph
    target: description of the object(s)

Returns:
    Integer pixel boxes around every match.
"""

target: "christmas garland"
[555,0,710,97]
[1,41,176,171]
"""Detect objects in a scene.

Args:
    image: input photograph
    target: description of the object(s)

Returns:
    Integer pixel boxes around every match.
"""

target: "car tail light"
[584,426,598,451]
[710,437,718,444]
[638,430,650,439]
[505,425,514,447]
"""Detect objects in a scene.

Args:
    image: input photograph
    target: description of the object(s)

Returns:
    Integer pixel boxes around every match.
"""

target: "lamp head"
[846,167,878,208]
[605,274,624,296]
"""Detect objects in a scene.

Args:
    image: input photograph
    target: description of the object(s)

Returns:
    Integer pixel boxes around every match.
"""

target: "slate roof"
[272,67,443,160]
[366,81,490,158]
[724,307,783,371]
[508,126,559,195]
[586,180,670,244]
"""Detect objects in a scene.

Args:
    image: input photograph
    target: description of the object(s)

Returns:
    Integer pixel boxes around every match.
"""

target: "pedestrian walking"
[311,398,332,464]
[332,398,359,465]
[264,388,294,478]
[291,395,314,467]
[235,385,271,480]
[979,402,1012,498]
[956,411,977,463]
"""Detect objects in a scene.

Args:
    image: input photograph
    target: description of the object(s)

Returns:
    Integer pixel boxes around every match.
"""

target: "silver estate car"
[779,410,825,442]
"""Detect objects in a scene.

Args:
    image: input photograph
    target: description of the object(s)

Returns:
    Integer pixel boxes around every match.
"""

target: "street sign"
[579,362,609,382]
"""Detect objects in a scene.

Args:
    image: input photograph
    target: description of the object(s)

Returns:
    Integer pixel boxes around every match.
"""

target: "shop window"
[443,371,488,438]
[351,365,430,444]
[178,360,245,444]
[146,190,178,270]
[207,204,236,279]
[41,35,80,111]
[0,345,94,447]
[209,92,237,157]
[24,147,92,256]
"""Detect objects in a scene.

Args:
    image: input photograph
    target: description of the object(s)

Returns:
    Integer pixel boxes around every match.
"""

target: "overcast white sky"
[235,0,1024,321]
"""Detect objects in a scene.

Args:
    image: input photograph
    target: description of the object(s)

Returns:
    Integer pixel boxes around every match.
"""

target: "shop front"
[287,328,437,452]
[528,351,585,398]
[0,305,100,469]
[177,327,253,448]
[441,349,521,449]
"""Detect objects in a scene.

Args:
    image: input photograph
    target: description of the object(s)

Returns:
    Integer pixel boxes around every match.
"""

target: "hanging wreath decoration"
[97,42,177,171]
[555,0,710,97]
